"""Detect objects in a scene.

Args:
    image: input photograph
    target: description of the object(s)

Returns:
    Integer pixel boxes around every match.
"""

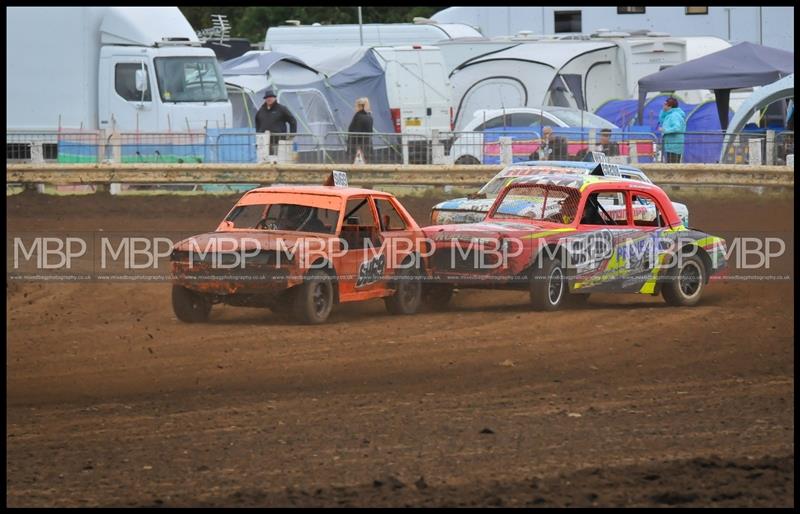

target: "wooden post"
[256,132,270,163]
[499,136,513,166]
[748,138,763,165]
[765,130,775,166]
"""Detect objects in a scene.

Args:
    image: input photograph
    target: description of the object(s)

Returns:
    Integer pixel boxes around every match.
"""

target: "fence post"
[30,142,44,164]
[96,131,104,164]
[787,154,794,168]
[256,132,270,163]
[401,134,410,165]
[587,128,596,152]
[748,138,763,165]
[499,136,513,166]
[277,139,293,163]
[431,129,446,165]
[628,140,638,164]
[765,130,775,165]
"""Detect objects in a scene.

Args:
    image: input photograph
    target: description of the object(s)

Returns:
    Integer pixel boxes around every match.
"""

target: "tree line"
[180,7,441,45]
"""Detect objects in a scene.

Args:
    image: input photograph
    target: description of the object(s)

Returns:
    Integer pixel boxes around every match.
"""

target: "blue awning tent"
[682,101,734,163]
[222,49,393,136]
[637,42,794,131]
[594,99,639,129]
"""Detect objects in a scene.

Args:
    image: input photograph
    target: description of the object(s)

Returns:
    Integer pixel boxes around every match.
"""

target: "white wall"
[432,7,794,53]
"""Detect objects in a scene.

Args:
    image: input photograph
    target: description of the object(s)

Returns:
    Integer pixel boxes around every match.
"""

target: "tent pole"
[358,7,363,46]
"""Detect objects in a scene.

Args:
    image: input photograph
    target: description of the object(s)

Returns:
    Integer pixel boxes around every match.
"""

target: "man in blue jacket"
[659,97,686,163]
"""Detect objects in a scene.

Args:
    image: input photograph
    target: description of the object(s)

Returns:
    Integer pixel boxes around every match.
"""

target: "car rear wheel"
[529,257,567,311]
[385,266,423,315]
[662,254,705,307]
[421,283,454,311]
[292,269,335,324]
[172,285,212,323]
[455,155,480,165]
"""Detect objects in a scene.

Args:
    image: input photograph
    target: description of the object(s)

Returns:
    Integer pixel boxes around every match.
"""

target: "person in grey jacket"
[255,90,297,154]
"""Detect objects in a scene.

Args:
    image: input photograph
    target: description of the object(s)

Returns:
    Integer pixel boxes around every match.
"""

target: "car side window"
[631,193,666,227]
[580,191,629,226]
[475,115,507,132]
[341,197,380,250]
[510,113,544,127]
[374,198,407,231]
[343,198,377,227]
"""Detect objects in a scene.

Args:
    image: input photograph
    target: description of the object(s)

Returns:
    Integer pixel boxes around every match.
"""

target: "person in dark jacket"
[255,90,297,154]
[529,126,568,161]
[347,97,374,163]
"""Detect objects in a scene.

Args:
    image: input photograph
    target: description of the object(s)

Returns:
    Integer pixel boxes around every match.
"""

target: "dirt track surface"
[6,190,795,507]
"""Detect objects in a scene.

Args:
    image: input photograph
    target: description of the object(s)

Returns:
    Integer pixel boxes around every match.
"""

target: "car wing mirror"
[467,192,486,200]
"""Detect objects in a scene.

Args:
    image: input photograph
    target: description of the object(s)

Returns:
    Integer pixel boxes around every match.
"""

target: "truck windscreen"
[154,57,228,103]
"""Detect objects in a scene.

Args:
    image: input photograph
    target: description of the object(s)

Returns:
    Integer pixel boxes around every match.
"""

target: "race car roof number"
[600,162,621,177]
[324,170,349,187]
[590,151,608,163]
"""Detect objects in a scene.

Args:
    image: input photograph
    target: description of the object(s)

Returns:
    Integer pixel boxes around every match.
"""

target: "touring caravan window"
[554,11,581,33]
[115,63,152,102]
[618,7,646,14]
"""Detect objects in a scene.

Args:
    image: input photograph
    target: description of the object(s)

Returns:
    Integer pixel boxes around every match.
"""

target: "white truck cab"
[7,7,231,134]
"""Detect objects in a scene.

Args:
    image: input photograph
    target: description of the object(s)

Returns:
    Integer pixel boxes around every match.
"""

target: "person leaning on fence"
[347,97,374,164]
[255,90,297,155]
[597,128,620,156]
[659,97,686,163]
[529,126,568,161]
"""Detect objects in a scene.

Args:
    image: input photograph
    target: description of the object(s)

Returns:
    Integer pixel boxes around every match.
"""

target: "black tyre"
[385,266,423,315]
[529,257,567,311]
[455,155,481,165]
[292,269,335,324]
[421,283,454,311]
[172,285,212,323]
[662,253,706,307]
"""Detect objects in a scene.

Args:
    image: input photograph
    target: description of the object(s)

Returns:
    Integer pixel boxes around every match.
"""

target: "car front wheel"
[292,269,335,324]
[385,266,423,315]
[172,285,212,323]
[662,254,706,307]
[529,257,567,311]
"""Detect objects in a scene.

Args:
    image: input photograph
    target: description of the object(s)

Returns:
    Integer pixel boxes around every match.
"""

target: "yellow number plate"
[404,118,422,127]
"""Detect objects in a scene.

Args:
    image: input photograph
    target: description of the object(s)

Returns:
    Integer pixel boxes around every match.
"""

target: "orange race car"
[170,173,428,324]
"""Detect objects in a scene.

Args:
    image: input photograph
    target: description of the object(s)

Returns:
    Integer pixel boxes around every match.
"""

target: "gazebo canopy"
[637,42,794,130]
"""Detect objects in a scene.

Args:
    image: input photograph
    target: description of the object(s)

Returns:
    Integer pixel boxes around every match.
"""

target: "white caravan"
[449,34,689,129]
[6,7,232,135]
[265,21,482,49]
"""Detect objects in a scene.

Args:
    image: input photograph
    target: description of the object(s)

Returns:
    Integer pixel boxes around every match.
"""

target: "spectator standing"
[347,97,374,164]
[596,128,620,156]
[660,97,686,163]
[255,90,297,154]
[530,126,568,161]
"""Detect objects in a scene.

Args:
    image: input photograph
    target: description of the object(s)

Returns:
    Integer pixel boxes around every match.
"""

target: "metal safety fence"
[6,129,794,166]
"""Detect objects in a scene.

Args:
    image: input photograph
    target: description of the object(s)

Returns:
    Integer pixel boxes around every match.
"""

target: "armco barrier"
[6,163,794,188]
